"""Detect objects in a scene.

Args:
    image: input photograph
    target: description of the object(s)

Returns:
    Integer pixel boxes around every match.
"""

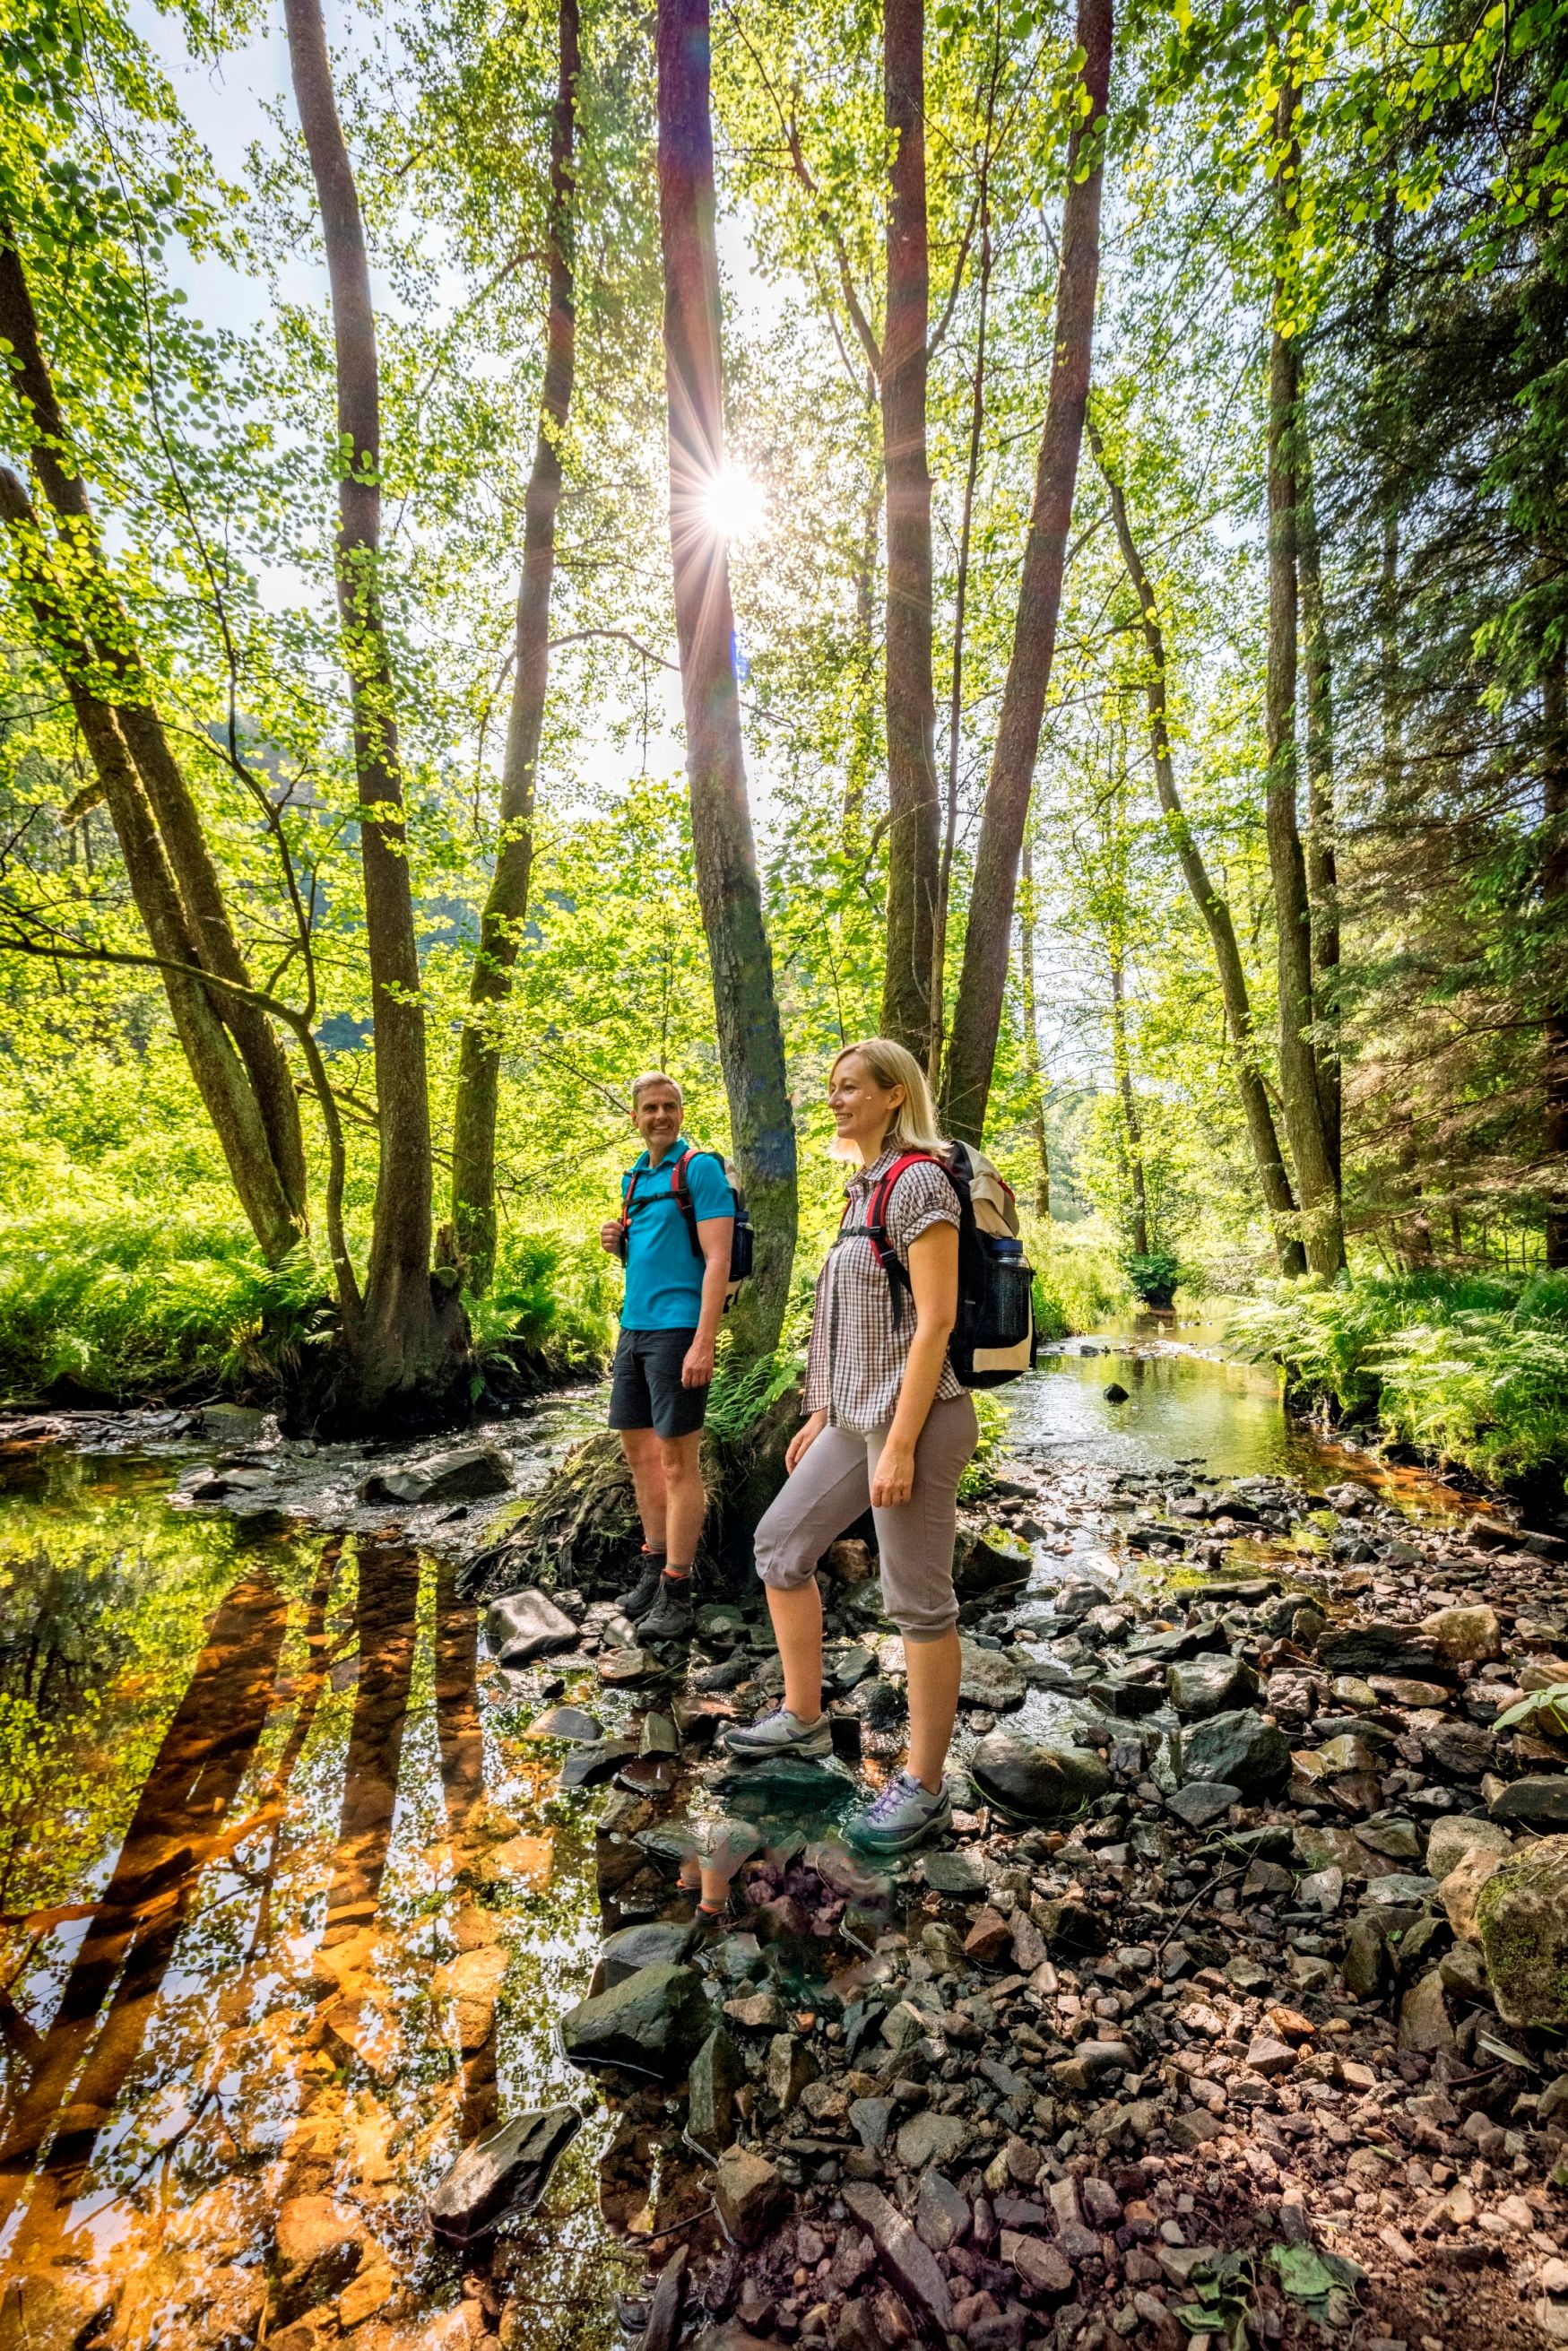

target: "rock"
[715,2148,788,2247]
[1051,2039,1132,2092]
[361,1444,512,1505]
[1245,2036,1296,2077]
[1422,1603,1503,1663]
[914,2171,969,2254]
[1176,1708,1291,1797]
[689,2030,744,2156]
[601,1921,697,1986]
[958,1637,1027,1710]
[599,1645,661,1685]
[1166,1654,1262,1718]
[1477,1834,1568,2028]
[1489,1775,1568,1829]
[486,1589,579,1666]
[1009,2236,1074,2295]
[955,1528,1033,1599]
[841,2182,956,2335]
[427,2104,581,2246]
[964,1907,1014,1965]
[525,1705,603,1742]
[896,2111,969,2170]
[1423,1813,1512,1880]
[827,1537,877,1583]
[767,2032,819,2111]
[1316,1621,1445,1680]
[922,1848,988,1897]
[1342,1913,1389,1999]
[849,2095,895,2152]
[1166,1781,1242,1829]
[969,1729,1111,1820]
[1398,1972,1454,2053]
[273,2196,366,2321]
[560,1963,710,2078]
[1103,1382,1131,1403]
[1439,1843,1511,1940]
[1464,1514,1517,1549]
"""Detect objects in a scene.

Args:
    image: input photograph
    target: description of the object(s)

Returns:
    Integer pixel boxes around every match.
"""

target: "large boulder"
[360,1444,513,1506]
[954,1527,1032,1599]
[1166,1654,1262,1719]
[600,1921,697,1988]
[957,1638,1027,1712]
[560,1963,711,2078]
[486,1589,580,1667]
[1477,1835,1568,2028]
[969,1730,1111,1821]
[1175,1708,1291,1798]
[428,2105,581,2246]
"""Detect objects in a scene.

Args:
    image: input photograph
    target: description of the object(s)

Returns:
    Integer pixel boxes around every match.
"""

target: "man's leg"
[619,1425,668,1550]
[656,1430,706,1573]
[609,1336,669,1618]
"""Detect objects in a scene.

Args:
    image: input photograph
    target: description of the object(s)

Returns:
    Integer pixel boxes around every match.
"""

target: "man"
[599,1071,734,1642]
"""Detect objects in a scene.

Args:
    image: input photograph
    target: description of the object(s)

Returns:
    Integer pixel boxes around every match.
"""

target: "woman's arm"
[872,1219,958,1506]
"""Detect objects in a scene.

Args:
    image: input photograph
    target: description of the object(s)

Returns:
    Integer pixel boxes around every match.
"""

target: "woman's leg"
[729,1425,871,1747]
[904,1628,963,1793]
[767,1579,826,1723]
[871,1393,979,1796]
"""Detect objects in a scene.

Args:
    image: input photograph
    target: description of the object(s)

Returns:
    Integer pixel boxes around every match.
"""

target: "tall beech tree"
[878,0,941,1065]
[655,0,798,1352]
[940,0,1112,1146]
[1262,65,1344,1277]
[282,0,471,1422]
[1091,421,1307,1277]
[449,0,579,1296]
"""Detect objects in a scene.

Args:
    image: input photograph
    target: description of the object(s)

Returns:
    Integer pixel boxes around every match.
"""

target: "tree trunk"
[940,0,1112,1144]
[1299,408,1341,1184]
[284,0,469,1427]
[655,0,799,1354]
[450,0,578,1295]
[1262,76,1344,1278]
[1109,944,1149,1257]
[879,0,941,1063]
[1545,652,1568,1267]
[1018,838,1051,1218]
[1090,421,1306,1276]
[844,449,882,841]
[0,238,307,1244]
[0,465,302,1262]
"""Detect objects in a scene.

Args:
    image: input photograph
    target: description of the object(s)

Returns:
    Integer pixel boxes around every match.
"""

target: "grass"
[0,1210,613,1406]
[1228,1270,1568,1486]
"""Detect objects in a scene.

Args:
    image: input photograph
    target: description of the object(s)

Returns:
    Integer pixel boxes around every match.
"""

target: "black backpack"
[838,1141,1036,1387]
[619,1145,753,1307]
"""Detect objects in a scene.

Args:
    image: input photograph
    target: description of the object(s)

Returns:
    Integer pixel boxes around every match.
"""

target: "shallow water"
[0,1336,1472,2346]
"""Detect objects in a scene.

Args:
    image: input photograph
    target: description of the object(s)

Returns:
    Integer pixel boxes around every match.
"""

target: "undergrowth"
[1229,1271,1568,1486]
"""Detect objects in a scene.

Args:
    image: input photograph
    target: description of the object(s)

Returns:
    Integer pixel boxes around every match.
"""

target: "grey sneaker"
[722,1706,832,1762]
[844,1770,952,1857]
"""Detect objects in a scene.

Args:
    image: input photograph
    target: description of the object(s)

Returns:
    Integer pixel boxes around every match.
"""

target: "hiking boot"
[637,1574,696,1644]
[722,1706,832,1762]
[844,1770,952,1857]
[623,1554,668,1622]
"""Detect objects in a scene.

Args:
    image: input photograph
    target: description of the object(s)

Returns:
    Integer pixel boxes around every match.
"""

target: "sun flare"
[700,463,767,543]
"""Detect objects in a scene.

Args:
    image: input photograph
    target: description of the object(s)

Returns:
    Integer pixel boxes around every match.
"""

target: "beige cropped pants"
[751,1392,978,1642]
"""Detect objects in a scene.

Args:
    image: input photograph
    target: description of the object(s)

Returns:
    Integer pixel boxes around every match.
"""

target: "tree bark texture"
[1109,945,1149,1257]
[878,0,941,1063]
[655,0,799,1352]
[1018,838,1051,1218]
[0,238,307,1244]
[940,0,1112,1145]
[1299,415,1341,1184]
[450,0,578,1294]
[1091,422,1306,1276]
[285,0,469,1421]
[844,449,882,842]
[1264,102,1345,1276]
[1545,653,1568,1268]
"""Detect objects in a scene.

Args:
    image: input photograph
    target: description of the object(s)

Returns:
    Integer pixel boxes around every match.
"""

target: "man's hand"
[681,1332,715,1388]
[599,1219,623,1256]
[785,1410,828,1473]
[871,1437,915,1508]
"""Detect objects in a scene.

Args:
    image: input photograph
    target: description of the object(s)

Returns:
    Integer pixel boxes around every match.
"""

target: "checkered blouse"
[801,1144,964,1433]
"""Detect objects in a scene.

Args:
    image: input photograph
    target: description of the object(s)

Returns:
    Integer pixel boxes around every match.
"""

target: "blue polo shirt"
[619,1139,734,1331]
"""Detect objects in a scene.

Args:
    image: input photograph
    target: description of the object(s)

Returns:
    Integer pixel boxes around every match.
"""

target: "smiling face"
[828,1051,905,1164]
[632,1081,683,1160]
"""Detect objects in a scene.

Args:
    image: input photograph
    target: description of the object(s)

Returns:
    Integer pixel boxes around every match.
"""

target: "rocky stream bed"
[4,1341,1568,2351]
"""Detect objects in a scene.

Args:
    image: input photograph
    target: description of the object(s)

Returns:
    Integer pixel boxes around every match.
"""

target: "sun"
[700,463,767,543]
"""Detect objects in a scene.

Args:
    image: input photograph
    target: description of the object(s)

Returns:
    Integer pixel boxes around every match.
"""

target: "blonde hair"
[630,1071,684,1110]
[829,1037,948,1158]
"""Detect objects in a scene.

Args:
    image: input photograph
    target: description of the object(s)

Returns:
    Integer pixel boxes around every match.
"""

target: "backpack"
[839,1141,1036,1387]
[620,1145,754,1311]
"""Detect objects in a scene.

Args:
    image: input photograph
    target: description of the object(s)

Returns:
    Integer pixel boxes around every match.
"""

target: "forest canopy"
[1,0,1565,1447]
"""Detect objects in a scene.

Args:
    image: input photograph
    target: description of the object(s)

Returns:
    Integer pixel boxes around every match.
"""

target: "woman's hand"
[784,1410,828,1473]
[871,1436,915,1507]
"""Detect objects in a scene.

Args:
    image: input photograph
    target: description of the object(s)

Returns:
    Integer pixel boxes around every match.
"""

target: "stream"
[0,1323,1472,2350]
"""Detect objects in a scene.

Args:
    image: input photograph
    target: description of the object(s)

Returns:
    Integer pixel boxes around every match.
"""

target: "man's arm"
[682,1214,733,1387]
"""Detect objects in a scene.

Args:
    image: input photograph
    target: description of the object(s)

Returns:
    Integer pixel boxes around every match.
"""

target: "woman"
[724,1037,977,1856]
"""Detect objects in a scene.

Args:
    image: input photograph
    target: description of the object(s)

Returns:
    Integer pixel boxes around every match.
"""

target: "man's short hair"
[631,1070,684,1109]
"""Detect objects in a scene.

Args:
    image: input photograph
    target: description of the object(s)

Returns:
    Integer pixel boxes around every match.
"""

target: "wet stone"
[601,1920,697,1986]
[921,1848,987,1897]
[524,1705,602,1742]
[688,2028,744,2156]
[957,1636,1027,1711]
[427,2104,581,2247]
[486,1588,579,1666]
[969,1728,1111,1819]
[559,1739,638,1790]
[560,1961,711,2078]
[360,1444,513,1505]
[1166,1780,1241,1830]
[1175,1707,1291,1797]
[1166,1653,1262,1718]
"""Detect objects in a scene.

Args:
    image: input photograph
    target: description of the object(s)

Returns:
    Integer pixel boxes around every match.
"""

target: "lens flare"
[700,463,767,542]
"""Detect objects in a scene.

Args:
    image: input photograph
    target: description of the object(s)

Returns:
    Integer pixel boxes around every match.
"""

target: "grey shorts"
[751,1392,978,1641]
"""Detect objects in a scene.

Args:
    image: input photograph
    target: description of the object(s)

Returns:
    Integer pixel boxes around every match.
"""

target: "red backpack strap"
[671,1145,704,1258]
[621,1163,643,1236]
[854,1150,944,1324]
